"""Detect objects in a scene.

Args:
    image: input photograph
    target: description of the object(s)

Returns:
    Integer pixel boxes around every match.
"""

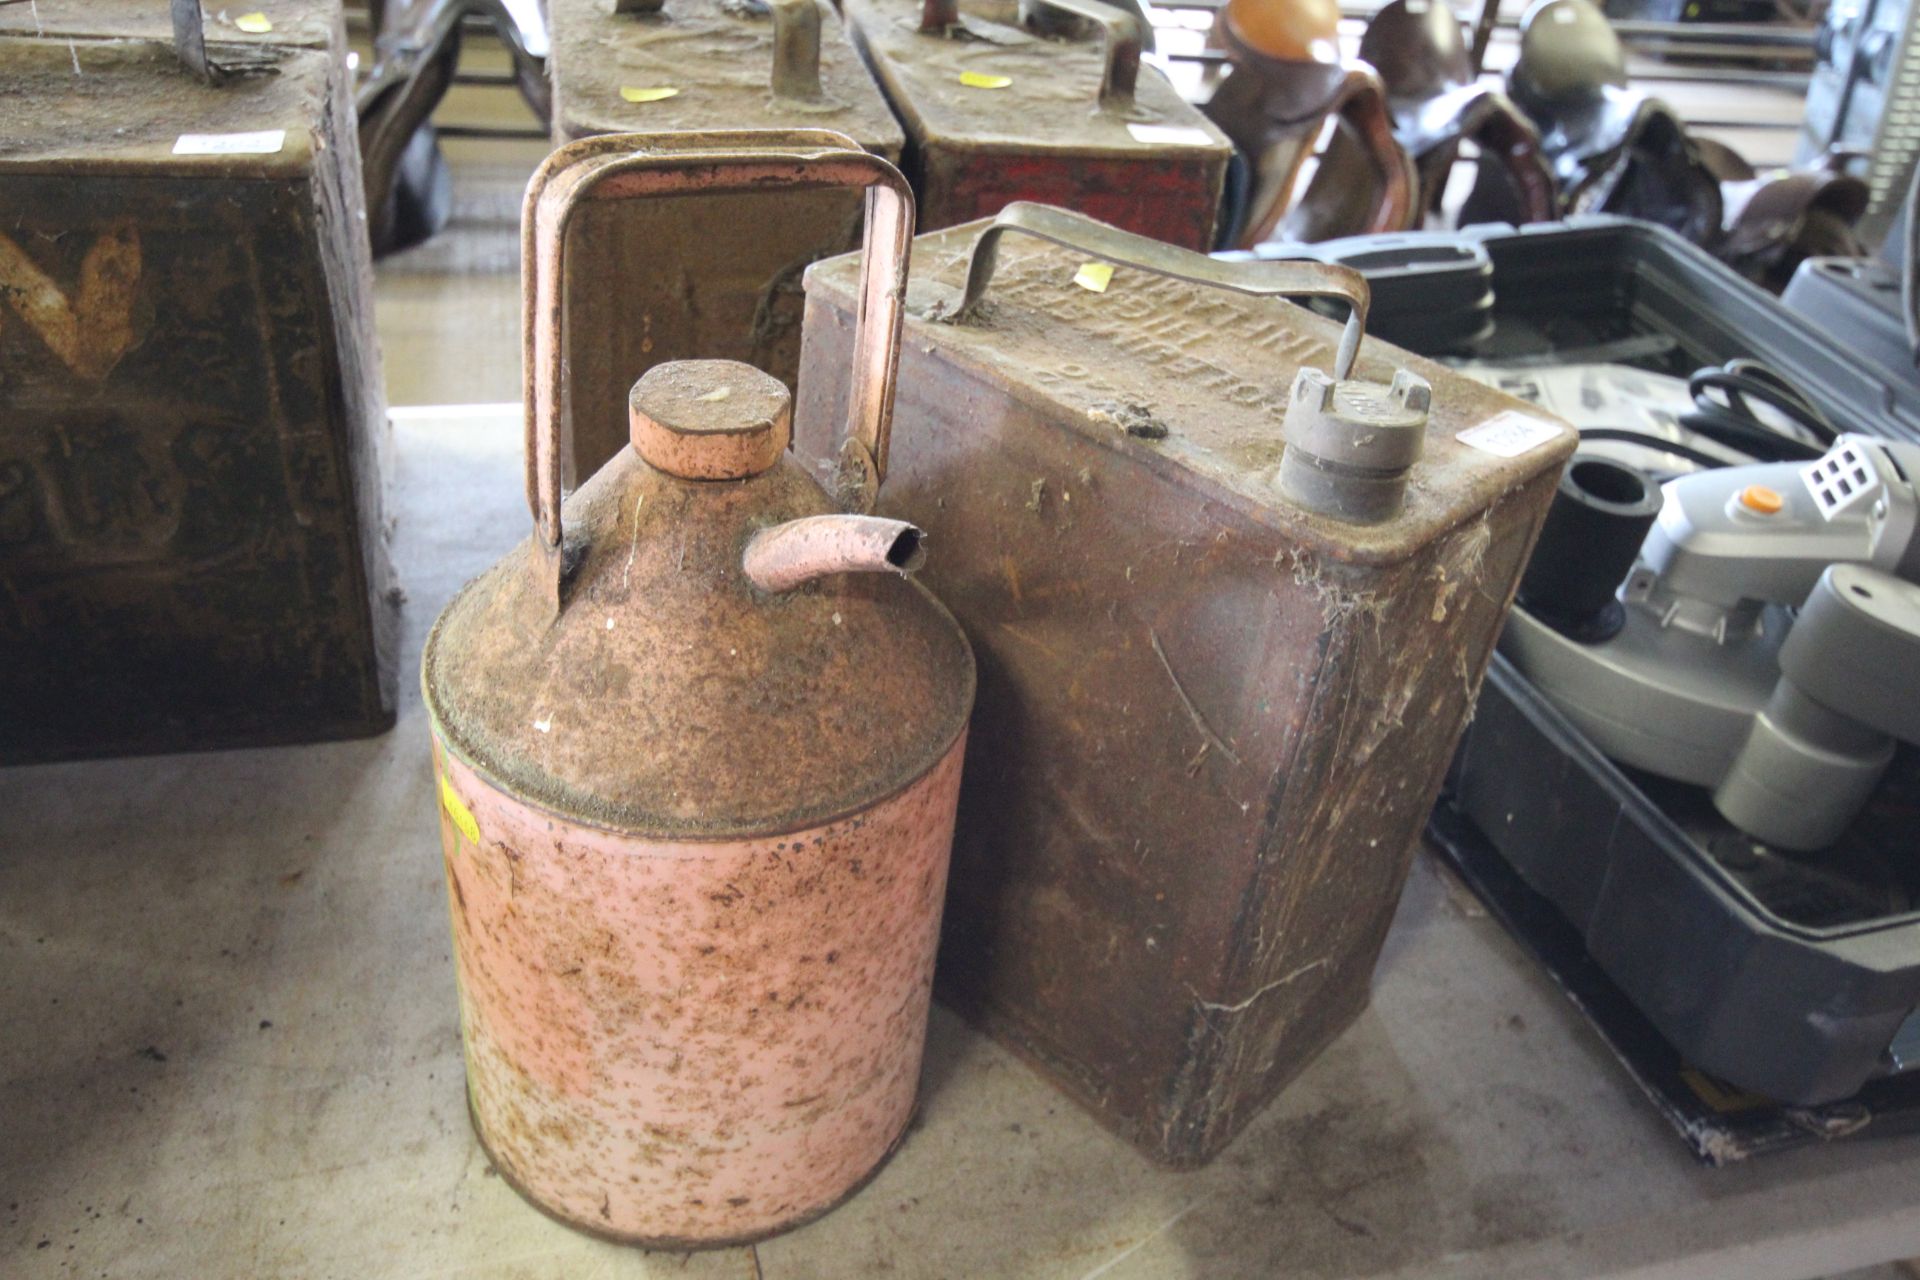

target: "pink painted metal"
[431,736,967,1244]
[743,514,927,593]
[421,135,974,1247]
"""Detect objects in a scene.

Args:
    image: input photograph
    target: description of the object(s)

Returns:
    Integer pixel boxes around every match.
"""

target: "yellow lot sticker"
[440,775,482,847]
[1073,262,1114,294]
[235,12,274,32]
[958,71,1013,89]
[620,86,680,103]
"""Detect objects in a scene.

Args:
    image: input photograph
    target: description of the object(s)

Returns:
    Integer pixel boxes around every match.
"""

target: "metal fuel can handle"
[597,1,834,137]
[770,0,827,102]
[936,201,1370,379]
[920,0,1144,108]
[170,0,212,81]
[604,1,834,116]
[1018,0,1143,111]
[521,130,916,600]
[932,202,1430,523]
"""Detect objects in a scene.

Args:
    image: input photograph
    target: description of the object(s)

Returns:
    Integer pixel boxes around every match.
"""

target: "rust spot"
[449,870,470,924]
[0,219,143,382]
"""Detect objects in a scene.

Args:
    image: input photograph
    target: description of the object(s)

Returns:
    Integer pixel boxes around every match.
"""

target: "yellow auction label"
[620,86,681,103]
[1073,262,1114,294]
[235,12,274,32]
[440,775,481,847]
[958,71,1013,89]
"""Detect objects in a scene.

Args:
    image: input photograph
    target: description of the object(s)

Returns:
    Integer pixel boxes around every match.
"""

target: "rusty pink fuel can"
[420,134,975,1247]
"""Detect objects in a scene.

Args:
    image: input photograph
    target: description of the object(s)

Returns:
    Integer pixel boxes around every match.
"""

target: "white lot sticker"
[173,129,287,156]
[1456,410,1566,458]
[1126,123,1214,147]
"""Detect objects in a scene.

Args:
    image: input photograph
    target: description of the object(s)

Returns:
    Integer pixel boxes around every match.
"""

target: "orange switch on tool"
[1740,484,1785,515]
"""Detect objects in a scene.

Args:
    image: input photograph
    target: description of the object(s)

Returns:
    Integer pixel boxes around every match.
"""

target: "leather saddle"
[1202,0,1419,247]
[1466,0,1720,242]
[1359,0,1555,225]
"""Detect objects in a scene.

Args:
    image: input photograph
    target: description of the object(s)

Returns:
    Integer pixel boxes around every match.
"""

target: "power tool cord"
[1577,360,1837,470]
[1574,429,1738,471]
[1676,360,1836,462]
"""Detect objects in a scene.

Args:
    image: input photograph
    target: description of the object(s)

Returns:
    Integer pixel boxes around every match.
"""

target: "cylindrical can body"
[431,731,967,1247]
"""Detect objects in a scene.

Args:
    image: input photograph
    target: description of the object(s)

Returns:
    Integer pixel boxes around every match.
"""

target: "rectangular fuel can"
[839,0,1231,250]
[792,206,1573,1163]
[0,32,396,762]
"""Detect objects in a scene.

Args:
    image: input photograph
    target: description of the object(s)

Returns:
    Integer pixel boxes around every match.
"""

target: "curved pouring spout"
[743,515,928,593]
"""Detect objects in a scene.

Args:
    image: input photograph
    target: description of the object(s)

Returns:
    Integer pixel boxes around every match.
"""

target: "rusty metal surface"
[0,35,396,764]
[841,0,1230,249]
[794,215,1573,1164]
[429,137,966,837]
[548,0,901,143]
[521,132,915,512]
[547,0,905,480]
[422,139,973,1244]
[940,201,1369,376]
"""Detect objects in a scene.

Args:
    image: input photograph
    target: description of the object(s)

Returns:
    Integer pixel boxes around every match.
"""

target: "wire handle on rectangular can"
[770,0,826,101]
[920,0,1142,111]
[609,0,826,103]
[940,202,1369,379]
[521,131,915,602]
[1017,0,1141,110]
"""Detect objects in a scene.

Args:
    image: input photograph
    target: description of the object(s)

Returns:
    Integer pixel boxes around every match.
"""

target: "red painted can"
[840,0,1232,250]
[421,136,975,1247]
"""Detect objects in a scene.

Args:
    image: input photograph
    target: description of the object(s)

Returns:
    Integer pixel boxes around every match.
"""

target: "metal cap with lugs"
[1278,365,1431,524]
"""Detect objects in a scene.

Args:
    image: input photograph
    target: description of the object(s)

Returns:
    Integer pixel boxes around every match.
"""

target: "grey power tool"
[1504,435,1920,850]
